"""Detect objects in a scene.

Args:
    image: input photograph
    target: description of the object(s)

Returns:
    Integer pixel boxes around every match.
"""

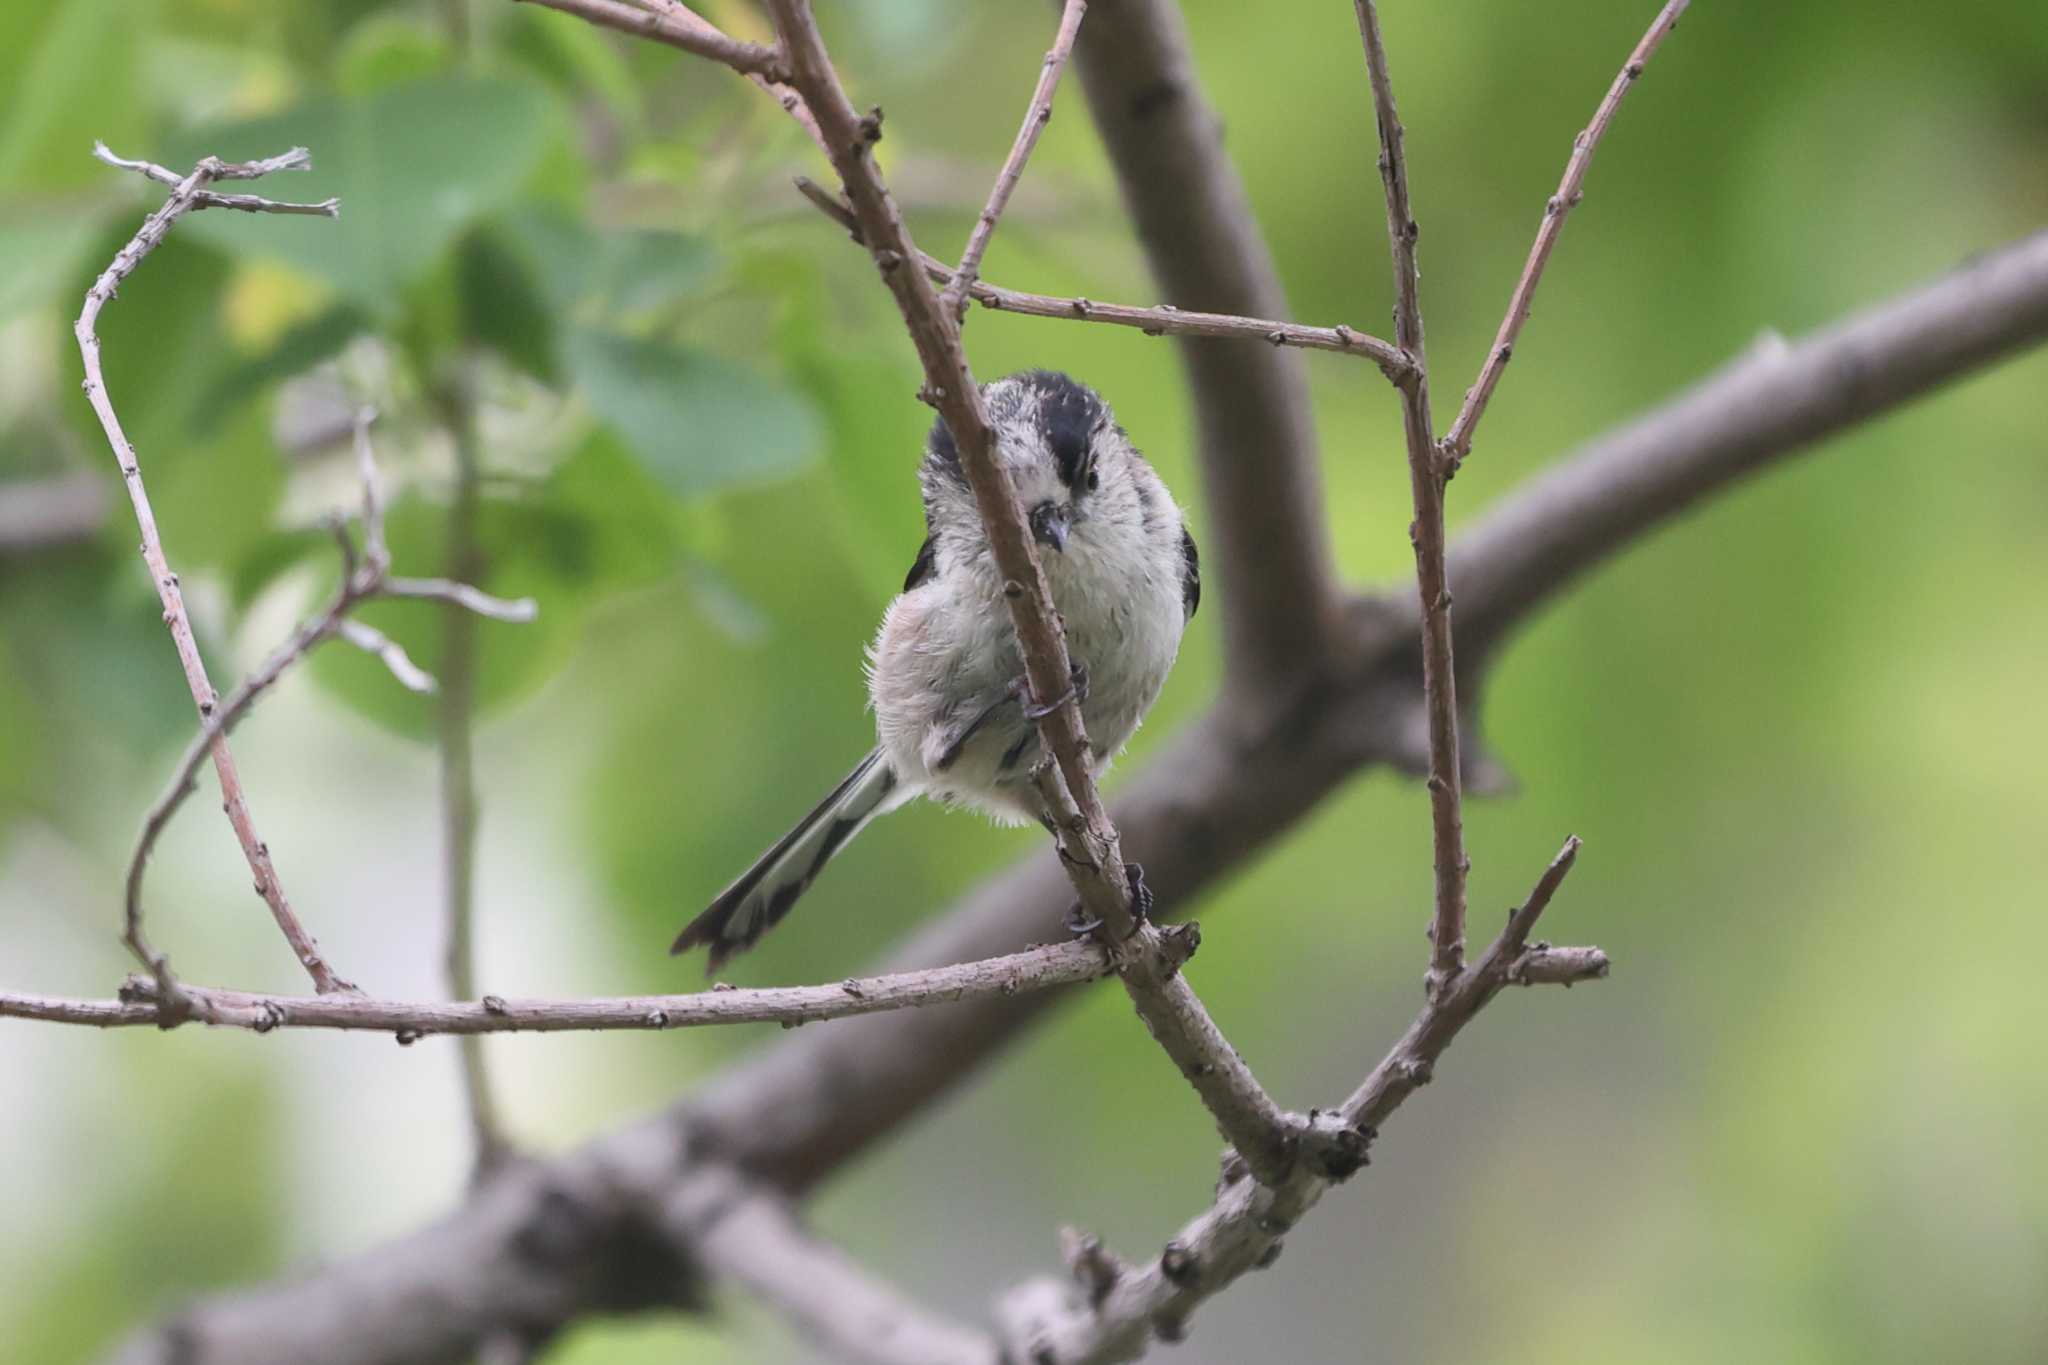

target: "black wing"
[904,533,938,592]
[1180,526,1201,620]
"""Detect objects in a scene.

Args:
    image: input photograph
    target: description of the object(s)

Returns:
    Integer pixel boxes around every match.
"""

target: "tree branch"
[1352,0,1470,1000]
[0,939,1116,1036]
[672,1169,997,1365]
[1452,229,2048,653]
[107,223,2048,1365]
[509,0,788,78]
[120,410,532,1021]
[995,840,1603,1365]
[434,369,512,1177]
[939,0,1089,323]
[76,144,354,995]
[792,176,1409,377]
[759,0,1300,1186]
[1439,0,1690,469]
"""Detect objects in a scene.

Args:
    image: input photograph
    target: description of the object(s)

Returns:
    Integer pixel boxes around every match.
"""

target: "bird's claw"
[1124,860,1154,925]
[1019,660,1090,721]
[1064,863,1152,942]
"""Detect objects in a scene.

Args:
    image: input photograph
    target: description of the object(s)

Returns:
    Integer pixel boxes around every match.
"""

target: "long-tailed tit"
[673,370,1199,968]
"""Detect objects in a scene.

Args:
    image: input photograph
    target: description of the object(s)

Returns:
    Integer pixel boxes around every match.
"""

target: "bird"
[672,370,1200,970]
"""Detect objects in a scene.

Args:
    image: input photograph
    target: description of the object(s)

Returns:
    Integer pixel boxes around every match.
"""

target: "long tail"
[673,750,901,970]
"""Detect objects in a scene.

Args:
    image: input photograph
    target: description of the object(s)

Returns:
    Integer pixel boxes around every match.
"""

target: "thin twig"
[436,370,511,1177]
[939,0,1089,323]
[997,840,1603,1365]
[93,141,340,217]
[338,620,438,694]
[509,0,789,79]
[1438,1,1690,470]
[763,0,1300,1186]
[381,578,538,621]
[0,940,1118,1034]
[795,176,1410,379]
[1352,1,1469,1002]
[640,0,829,154]
[120,412,528,1013]
[76,145,354,995]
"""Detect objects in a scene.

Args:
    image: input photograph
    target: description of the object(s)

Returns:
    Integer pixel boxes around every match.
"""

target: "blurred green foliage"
[0,2,2044,1363]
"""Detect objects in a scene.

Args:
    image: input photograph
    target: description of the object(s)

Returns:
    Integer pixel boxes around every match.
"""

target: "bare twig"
[338,620,437,694]
[673,1169,998,1365]
[0,939,1118,1034]
[107,227,2048,1365]
[762,0,1300,1186]
[939,0,1089,323]
[509,0,789,78]
[1438,1,1690,469]
[77,144,353,995]
[1353,1,1470,1001]
[121,411,528,1014]
[436,370,511,1177]
[795,177,1409,378]
[93,140,341,217]
[638,0,828,153]
[996,840,1602,1365]
[380,578,538,621]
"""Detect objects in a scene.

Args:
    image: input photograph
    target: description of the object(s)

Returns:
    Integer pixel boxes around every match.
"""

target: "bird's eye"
[1086,470,1100,492]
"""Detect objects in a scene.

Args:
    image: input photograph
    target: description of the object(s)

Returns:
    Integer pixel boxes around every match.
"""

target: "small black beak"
[1030,500,1071,554]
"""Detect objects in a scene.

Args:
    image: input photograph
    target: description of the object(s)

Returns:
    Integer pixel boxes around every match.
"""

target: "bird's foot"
[1019,660,1089,721]
[1063,863,1152,941]
[1124,860,1154,925]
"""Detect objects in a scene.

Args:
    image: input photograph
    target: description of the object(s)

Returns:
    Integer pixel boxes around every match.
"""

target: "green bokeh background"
[2,2,2045,1362]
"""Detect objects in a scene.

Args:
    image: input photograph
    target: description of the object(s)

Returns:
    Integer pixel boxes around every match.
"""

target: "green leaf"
[0,208,101,318]
[587,228,718,316]
[0,0,146,192]
[64,229,234,467]
[164,77,559,313]
[193,303,369,423]
[334,13,450,95]
[307,453,682,737]
[456,226,559,383]
[562,328,821,497]
[494,206,717,318]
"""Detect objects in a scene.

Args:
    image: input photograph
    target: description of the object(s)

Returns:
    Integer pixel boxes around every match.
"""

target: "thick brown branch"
[672,1170,997,1365]
[939,0,1089,322]
[1068,0,1342,693]
[0,941,1115,1034]
[76,145,353,995]
[1439,0,1690,468]
[1451,229,2048,652]
[1352,1,1468,1000]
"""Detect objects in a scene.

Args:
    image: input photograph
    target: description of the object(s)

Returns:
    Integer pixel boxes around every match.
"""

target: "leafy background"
[2,1,2045,1361]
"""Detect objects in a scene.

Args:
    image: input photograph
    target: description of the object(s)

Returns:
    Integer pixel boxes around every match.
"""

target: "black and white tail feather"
[672,751,903,968]
[673,371,1198,970]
